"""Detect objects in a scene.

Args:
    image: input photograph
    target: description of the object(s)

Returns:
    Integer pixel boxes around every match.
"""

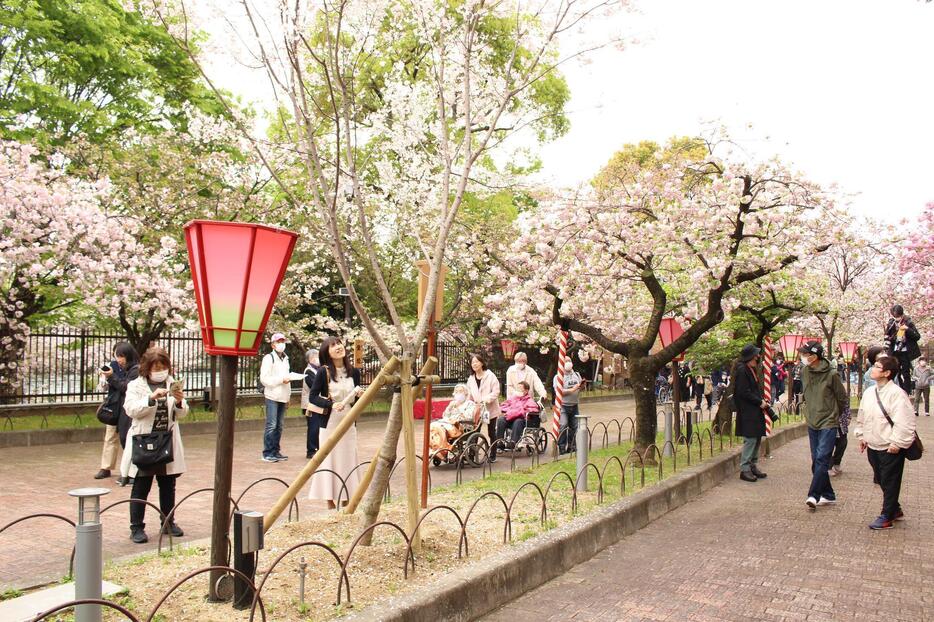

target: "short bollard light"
[68,487,110,622]
[232,510,264,610]
[576,414,590,492]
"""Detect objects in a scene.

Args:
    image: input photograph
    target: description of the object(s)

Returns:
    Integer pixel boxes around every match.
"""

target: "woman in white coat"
[123,347,188,544]
[466,353,503,462]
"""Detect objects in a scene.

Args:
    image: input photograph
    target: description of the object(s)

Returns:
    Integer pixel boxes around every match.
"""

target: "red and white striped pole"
[552,328,568,441]
[763,336,773,436]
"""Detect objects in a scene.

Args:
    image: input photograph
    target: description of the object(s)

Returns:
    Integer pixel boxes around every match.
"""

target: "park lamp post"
[779,334,804,404]
[839,341,859,399]
[184,220,298,601]
[416,260,447,509]
[658,318,685,451]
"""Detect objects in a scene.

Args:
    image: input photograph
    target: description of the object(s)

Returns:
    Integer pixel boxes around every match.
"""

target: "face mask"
[274,343,286,353]
[150,369,169,383]
[800,356,810,366]
[516,363,526,370]
[454,393,466,403]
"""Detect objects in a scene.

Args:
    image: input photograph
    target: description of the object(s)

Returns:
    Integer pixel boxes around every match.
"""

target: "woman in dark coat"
[734,344,768,482]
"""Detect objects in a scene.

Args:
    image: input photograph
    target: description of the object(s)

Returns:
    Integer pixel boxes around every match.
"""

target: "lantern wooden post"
[659,318,685,441]
[208,354,237,601]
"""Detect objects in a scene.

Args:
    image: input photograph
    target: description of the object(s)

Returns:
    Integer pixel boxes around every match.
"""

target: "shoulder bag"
[306,367,332,428]
[875,388,923,461]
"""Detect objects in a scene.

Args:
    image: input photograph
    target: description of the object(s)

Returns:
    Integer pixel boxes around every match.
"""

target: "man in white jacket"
[854,356,917,529]
[260,332,294,462]
[505,352,547,400]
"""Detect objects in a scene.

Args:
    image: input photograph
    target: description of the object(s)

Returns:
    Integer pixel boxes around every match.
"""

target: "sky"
[204,0,934,221]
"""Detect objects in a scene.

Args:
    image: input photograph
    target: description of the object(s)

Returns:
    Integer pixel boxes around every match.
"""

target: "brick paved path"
[0,398,640,590]
[484,415,934,622]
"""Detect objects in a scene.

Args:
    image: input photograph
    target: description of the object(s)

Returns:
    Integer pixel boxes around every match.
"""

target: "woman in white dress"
[307,337,364,509]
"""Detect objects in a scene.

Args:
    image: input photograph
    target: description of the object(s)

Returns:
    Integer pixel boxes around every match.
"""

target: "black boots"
[130,526,148,544]
[161,521,184,537]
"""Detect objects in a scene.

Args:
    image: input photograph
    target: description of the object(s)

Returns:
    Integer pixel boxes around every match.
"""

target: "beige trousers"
[100,424,119,470]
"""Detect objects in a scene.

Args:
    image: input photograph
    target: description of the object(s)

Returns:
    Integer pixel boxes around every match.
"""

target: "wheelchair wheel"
[535,430,548,454]
[432,455,442,467]
[467,435,489,466]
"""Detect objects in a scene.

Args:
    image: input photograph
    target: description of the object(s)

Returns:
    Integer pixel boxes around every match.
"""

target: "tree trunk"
[713,395,734,437]
[358,391,403,544]
[628,358,658,453]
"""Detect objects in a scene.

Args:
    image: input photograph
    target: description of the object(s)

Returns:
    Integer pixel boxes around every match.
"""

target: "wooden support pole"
[208,354,237,601]
[399,355,421,551]
[263,356,401,532]
[344,358,437,516]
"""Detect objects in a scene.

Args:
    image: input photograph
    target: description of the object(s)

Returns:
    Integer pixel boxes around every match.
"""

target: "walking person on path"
[733,344,769,482]
[912,358,931,416]
[301,348,322,459]
[854,356,917,529]
[260,332,297,463]
[123,347,188,544]
[466,353,503,462]
[94,342,139,482]
[307,337,364,509]
[798,340,848,509]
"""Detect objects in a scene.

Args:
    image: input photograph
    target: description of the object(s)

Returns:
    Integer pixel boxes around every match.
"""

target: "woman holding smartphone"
[94,342,139,482]
[307,337,364,509]
[123,347,188,544]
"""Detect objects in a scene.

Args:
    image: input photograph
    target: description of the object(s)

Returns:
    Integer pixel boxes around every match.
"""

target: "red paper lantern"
[500,339,518,359]
[838,341,859,364]
[659,318,685,362]
[778,334,804,361]
[185,220,298,356]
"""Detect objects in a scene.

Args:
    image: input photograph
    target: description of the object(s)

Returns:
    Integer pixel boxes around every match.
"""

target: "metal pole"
[576,415,589,492]
[69,487,109,622]
[420,316,436,508]
[663,402,673,457]
[672,364,682,440]
[209,354,237,601]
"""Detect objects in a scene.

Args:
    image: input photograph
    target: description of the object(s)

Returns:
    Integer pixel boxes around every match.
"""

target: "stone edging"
[344,421,808,622]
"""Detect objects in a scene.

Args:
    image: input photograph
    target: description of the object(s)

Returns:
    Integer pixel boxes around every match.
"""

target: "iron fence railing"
[7,328,476,406]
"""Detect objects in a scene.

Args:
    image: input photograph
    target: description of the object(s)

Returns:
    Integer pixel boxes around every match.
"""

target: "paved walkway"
[0,398,641,590]
[484,415,934,622]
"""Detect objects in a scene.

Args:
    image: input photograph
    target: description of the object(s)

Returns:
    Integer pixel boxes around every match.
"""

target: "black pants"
[895,353,914,393]
[488,419,498,459]
[832,432,848,466]
[130,474,179,529]
[306,413,321,458]
[867,448,906,519]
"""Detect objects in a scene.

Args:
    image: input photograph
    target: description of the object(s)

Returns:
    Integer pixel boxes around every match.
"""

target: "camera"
[765,406,778,422]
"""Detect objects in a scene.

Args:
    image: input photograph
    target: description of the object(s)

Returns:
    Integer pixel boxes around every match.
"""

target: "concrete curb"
[0,394,634,449]
[345,421,808,622]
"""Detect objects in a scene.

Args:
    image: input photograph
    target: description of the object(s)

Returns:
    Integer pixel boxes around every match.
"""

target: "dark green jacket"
[801,359,847,430]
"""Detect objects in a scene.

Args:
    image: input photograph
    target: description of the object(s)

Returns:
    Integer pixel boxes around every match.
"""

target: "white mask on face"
[516,363,526,370]
[150,369,169,383]
[274,342,286,353]
[454,393,466,403]
[800,356,810,366]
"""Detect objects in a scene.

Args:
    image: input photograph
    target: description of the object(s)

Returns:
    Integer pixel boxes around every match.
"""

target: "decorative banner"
[763,336,773,436]
[552,328,569,441]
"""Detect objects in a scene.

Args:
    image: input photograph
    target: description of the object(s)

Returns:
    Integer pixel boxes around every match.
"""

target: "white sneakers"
[817,497,837,506]
[806,496,817,509]
[806,496,836,509]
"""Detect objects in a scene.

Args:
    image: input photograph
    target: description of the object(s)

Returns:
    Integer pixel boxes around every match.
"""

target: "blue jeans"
[807,427,837,500]
[263,399,287,458]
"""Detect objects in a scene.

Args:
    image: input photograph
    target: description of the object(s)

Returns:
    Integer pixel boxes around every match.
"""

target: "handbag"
[96,403,119,426]
[306,367,332,427]
[874,387,923,461]
[132,430,174,467]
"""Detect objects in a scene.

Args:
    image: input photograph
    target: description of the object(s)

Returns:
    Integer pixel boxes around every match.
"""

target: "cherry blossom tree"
[156,0,621,534]
[899,202,934,324]
[487,136,850,450]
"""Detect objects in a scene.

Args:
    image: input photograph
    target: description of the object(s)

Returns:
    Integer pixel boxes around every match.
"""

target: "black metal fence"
[10,328,475,406]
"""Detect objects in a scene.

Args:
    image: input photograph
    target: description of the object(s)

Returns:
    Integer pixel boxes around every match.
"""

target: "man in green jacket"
[799,341,849,510]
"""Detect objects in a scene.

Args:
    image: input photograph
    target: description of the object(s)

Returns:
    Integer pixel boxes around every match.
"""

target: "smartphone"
[170,379,183,393]
[101,365,110,372]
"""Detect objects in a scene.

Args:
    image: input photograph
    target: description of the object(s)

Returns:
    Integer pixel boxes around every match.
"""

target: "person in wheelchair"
[429,384,476,455]
[495,381,541,450]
